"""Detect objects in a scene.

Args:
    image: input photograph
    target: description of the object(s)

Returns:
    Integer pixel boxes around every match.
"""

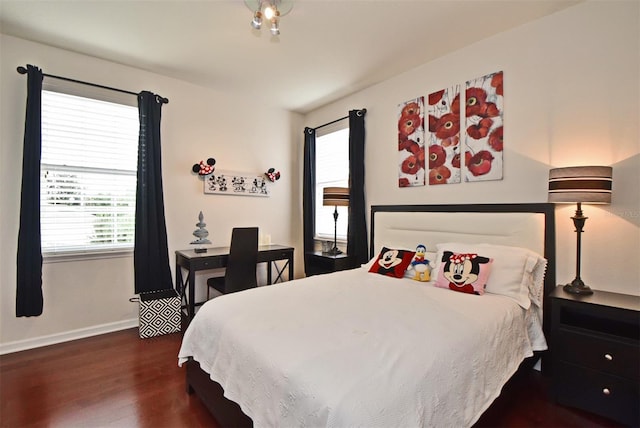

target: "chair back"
[225,227,259,293]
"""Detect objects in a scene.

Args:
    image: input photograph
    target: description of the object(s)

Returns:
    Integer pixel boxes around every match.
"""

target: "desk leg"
[176,266,193,320]
[176,266,183,296]
[271,258,292,284]
[188,268,195,321]
[288,254,294,281]
[267,262,273,285]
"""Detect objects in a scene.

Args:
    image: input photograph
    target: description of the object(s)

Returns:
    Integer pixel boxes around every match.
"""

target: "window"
[315,125,349,241]
[40,88,139,256]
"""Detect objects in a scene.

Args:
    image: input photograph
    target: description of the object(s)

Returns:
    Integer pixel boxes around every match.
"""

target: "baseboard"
[0,318,138,355]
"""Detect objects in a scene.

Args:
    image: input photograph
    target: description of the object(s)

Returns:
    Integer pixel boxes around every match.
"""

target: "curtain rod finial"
[17,66,27,74]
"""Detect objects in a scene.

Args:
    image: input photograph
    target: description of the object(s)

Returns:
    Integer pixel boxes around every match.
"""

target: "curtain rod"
[313,115,349,131]
[16,65,169,104]
[311,109,366,131]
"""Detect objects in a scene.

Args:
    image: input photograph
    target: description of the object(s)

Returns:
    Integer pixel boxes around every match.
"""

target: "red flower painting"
[464,71,504,182]
[427,86,461,185]
[398,97,425,187]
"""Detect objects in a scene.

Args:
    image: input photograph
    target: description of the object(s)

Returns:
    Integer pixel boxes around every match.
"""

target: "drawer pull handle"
[604,353,613,361]
[602,388,611,395]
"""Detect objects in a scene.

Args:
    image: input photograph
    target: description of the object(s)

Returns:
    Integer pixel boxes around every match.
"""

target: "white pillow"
[434,243,547,308]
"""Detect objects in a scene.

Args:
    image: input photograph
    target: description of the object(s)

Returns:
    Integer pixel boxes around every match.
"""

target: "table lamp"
[322,187,349,255]
[548,165,612,295]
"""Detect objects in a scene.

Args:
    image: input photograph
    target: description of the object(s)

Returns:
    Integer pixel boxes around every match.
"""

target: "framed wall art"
[428,86,461,185]
[204,170,270,197]
[464,71,504,182]
[398,96,425,188]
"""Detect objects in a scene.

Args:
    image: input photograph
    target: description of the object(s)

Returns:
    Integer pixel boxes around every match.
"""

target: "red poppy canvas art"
[464,71,504,182]
[427,86,461,185]
[398,97,425,187]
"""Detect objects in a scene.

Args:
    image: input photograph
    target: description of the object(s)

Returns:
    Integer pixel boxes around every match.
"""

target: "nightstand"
[550,287,640,426]
[305,251,355,276]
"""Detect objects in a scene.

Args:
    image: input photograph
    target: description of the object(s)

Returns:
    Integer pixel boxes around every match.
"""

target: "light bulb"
[270,18,280,36]
[251,11,262,29]
[263,4,275,20]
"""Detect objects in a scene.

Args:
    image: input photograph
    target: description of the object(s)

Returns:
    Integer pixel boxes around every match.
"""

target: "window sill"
[43,248,133,263]
[314,236,347,244]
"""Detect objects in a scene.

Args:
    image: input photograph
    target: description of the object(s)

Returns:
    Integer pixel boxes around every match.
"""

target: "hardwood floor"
[0,328,622,428]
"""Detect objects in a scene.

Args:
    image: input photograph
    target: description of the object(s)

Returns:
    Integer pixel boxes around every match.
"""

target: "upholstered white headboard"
[372,211,545,255]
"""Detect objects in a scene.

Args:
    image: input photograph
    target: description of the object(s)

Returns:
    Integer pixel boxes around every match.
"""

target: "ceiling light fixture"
[244,0,293,36]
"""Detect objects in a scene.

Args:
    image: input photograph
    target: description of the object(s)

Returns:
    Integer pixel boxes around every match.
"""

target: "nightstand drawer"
[555,361,640,426]
[557,328,640,380]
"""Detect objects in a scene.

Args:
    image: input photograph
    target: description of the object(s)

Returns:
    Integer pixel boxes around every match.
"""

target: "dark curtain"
[347,109,368,264]
[16,65,44,317]
[134,91,173,294]
[302,127,316,275]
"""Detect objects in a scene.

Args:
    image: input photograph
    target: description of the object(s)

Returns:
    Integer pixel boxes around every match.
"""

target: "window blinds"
[315,127,349,240]
[40,90,139,255]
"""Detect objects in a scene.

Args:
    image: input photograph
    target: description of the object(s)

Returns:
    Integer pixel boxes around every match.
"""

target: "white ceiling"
[0,0,581,114]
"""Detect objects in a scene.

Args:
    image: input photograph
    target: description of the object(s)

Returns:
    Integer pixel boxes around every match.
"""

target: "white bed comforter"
[179,267,544,428]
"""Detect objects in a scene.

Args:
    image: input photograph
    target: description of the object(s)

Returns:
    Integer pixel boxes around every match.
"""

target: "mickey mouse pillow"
[368,247,415,278]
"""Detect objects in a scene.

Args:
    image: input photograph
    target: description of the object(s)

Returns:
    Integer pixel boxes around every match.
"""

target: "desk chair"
[207,227,258,298]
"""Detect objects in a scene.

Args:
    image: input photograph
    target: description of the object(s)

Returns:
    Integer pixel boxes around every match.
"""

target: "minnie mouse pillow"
[434,251,493,295]
[368,247,415,278]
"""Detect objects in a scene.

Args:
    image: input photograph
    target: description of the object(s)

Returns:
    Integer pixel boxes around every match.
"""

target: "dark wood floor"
[0,328,622,428]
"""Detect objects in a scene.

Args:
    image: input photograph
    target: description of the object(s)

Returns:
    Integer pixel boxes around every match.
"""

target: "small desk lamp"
[548,166,612,295]
[322,187,349,255]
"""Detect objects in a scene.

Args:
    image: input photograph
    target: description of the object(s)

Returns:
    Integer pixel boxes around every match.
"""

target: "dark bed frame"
[184,203,556,427]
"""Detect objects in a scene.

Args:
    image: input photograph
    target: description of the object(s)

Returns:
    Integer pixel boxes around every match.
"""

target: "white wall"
[0,34,303,352]
[304,1,639,296]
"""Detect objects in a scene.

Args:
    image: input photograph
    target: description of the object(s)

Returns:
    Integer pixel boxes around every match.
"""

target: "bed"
[178,203,556,427]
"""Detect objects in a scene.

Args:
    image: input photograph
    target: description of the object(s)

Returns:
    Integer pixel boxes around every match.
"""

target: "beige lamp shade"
[323,187,349,207]
[548,166,612,204]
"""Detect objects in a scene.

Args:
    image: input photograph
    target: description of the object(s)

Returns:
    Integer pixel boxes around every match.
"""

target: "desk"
[175,244,294,322]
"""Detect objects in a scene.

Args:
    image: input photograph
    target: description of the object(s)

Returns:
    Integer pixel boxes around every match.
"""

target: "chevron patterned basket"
[137,289,181,339]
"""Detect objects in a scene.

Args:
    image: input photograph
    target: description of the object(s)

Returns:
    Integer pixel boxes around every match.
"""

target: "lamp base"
[563,278,593,295]
[326,247,343,256]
